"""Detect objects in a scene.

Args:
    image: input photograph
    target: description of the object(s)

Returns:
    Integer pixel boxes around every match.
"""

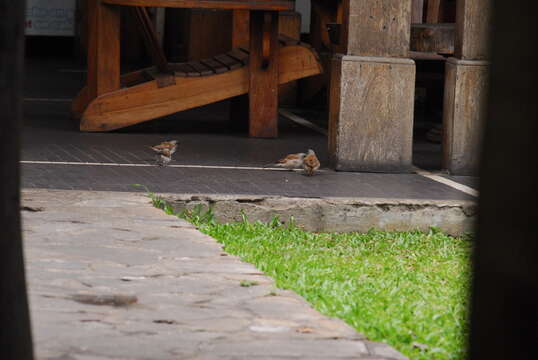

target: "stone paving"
[22,189,407,360]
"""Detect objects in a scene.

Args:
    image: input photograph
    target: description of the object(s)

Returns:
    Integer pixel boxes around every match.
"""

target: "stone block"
[443,57,489,175]
[329,55,416,173]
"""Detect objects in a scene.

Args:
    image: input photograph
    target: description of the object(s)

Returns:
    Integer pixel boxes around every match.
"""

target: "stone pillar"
[329,0,416,172]
[443,0,492,175]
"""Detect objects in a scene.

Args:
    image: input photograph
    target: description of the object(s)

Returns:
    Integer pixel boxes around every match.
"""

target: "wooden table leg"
[229,9,250,132]
[87,0,121,100]
[248,10,279,138]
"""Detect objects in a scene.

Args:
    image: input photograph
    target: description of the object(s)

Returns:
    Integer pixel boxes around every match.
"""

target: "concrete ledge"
[161,193,477,236]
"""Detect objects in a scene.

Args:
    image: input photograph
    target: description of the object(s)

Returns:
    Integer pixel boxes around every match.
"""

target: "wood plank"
[249,11,280,138]
[184,9,232,61]
[227,48,249,65]
[412,0,424,23]
[411,23,455,54]
[426,0,443,23]
[79,44,321,131]
[214,54,243,70]
[102,0,294,11]
[232,9,250,48]
[200,58,228,74]
[186,61,214,76]
[87,1,121,99]
[0,0,35,357]
[170,62,196,76]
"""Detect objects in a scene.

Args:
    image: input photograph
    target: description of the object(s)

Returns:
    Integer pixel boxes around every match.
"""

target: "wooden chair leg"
[248,11,279,138]
[86,1,121,100]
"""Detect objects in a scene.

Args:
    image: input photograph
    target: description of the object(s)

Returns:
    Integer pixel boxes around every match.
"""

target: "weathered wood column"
[329,0,416,172]
[442,0,492,175]
[0,0,35,358]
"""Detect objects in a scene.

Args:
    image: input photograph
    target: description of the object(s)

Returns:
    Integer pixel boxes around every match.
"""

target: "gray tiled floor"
[21,56,478,199]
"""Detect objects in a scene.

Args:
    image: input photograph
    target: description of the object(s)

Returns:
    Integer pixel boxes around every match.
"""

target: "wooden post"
[442,0,492,175]
[470,1,538,358]
[0,0,35,358]
[248,11,279,138]
[329,0,416,172]
[412,0,424,23]
[230,9,300,132]
[87,0,121,100]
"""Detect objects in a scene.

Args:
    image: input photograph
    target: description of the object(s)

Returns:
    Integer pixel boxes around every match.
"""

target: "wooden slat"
[249,10,279,138]
[102,0,294,11]
[227,48,249,65]
[170,62,196,76]
[186,61,214,76]
[214,54,243,70]
[200,58,228,74]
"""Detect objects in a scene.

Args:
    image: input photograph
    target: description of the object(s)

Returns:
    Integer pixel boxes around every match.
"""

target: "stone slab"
[163,193,476,236]
[22,189,408,360]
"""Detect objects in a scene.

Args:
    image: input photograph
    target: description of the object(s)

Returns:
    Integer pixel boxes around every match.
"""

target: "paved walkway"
[23,189,407,360]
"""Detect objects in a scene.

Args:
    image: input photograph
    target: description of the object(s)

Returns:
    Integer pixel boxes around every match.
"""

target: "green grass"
[151,194,472,360]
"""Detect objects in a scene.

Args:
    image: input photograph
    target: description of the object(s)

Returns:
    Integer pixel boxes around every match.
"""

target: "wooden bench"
[73,0,322,137]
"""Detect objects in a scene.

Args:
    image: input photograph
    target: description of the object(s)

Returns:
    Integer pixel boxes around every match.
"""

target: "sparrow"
[150,140,178,156]
[150,140,178,166]
[265,152,306,170]
[156,148,173,167]
[303,149,320,176]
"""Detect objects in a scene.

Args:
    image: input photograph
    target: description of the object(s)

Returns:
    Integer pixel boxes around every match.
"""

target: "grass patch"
[151,194,472,360]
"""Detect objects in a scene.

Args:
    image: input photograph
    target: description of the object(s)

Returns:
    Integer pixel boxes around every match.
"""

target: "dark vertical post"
[470,2,538,359]
[0,0,35,359]
[249,11,279,138]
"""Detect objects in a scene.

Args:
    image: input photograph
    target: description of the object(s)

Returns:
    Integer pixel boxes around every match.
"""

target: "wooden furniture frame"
[73,0,322,137]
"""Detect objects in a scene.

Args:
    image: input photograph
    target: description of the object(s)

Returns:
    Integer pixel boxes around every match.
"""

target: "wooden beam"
[102,0,294,11]
[411,23,455,54]
[455,0,492,60]
[0,0,35,358]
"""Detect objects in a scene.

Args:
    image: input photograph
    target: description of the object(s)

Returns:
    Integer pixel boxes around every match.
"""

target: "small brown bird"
[265,152,306,170]
[303,149,320,176]
[156,148,173,166]
[150,140,178,155]
[150,140,178,166]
